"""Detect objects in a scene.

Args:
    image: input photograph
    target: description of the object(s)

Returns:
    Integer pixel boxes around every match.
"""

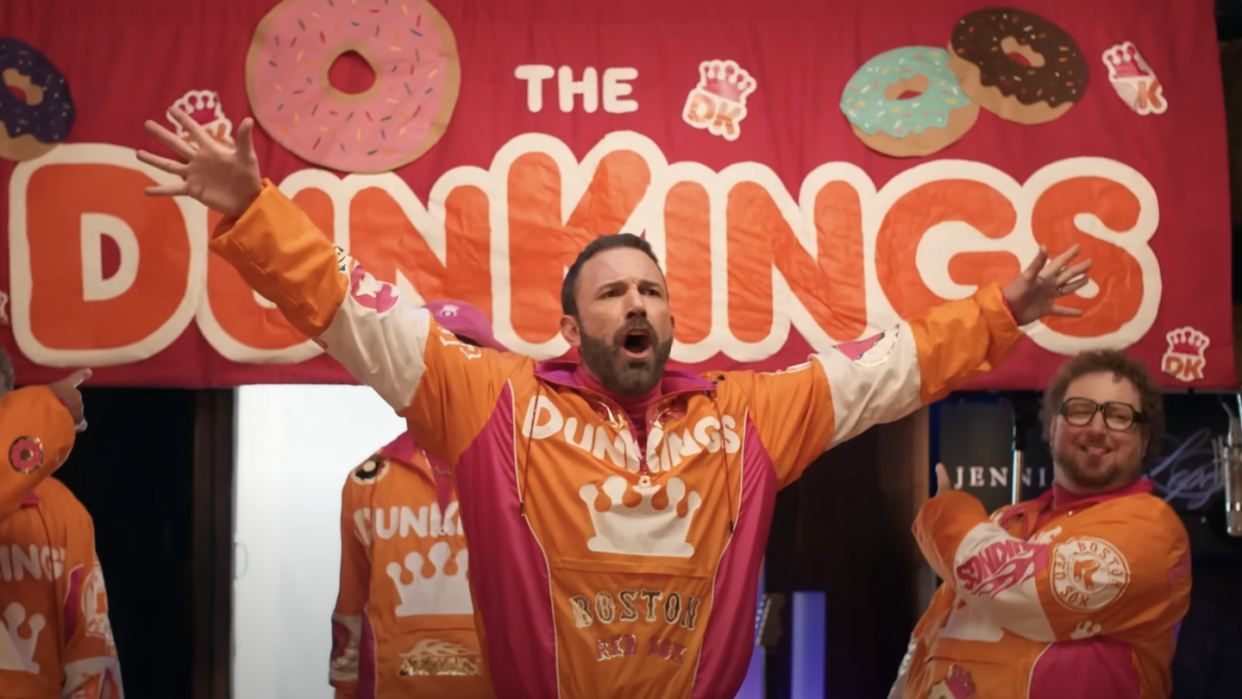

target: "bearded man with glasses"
[889,350,1192,699]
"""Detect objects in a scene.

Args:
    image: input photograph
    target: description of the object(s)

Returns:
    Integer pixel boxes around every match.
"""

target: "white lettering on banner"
[516,66,638,113]
[602,68,639,113]
[521,397,740,472]
[7,138,1162,369]
[363,503,461,541]
[514,65,556,112]
[558,66,599,113]
[0,545,67,582]
[80,213,139,302]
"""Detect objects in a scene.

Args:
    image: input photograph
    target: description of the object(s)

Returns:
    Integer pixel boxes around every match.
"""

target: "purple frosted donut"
[0,38,76,162]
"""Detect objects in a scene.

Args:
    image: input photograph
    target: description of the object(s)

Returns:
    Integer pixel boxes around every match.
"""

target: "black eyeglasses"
[1059,397,1146,432]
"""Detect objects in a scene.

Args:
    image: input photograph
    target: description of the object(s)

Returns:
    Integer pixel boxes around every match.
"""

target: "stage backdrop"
[0,0,1233,389]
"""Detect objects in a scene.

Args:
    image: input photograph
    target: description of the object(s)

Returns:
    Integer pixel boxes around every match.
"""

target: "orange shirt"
[0,478,122,699]
[1,387,76,523]
[212,181,1024,699]
[330,433,494,699]
[892,480,1191,699]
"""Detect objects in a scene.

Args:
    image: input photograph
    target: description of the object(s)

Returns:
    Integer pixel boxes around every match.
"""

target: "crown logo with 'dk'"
[1101,42,1166,115]
[578,475,703,558]
[168,89,234,146]
[385,541,473,617]
[0,602,45,673]
[682,59,758,142]
[1161,326,1209,382]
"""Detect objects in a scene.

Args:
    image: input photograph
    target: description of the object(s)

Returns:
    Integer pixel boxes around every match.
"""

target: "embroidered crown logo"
[385,541,473,617]
[697,60,756,105]
[168,89,234,146]
[941,663,977,699]
[0,602,45,673]
[1161,326,1209,382]
[578,475,703,558]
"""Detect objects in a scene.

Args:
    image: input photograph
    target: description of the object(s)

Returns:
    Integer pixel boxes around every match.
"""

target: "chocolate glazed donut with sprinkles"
[0,38,75,163]
[947,8,1088,125]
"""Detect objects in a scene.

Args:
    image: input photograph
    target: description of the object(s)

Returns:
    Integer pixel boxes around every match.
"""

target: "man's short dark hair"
[560,233,662,317]
[0,347,12,396]
[1040,349,1165,454]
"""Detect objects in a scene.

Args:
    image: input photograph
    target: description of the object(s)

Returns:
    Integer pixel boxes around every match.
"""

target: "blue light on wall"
[791,591,826,699]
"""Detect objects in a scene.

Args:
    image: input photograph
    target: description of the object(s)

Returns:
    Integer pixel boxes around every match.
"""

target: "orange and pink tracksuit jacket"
[212,181,1025,699]
[1,387,122,699]
[2,386,77,524]
[0,478,122,699]
[893,479,1191,699]
[330,432,494,699]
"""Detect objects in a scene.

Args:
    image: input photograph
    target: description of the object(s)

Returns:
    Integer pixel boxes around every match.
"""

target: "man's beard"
[578,319,673,397]
[1053,443,1134,491]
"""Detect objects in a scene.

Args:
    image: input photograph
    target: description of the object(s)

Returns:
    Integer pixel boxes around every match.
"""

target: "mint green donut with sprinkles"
[841,46,979,157]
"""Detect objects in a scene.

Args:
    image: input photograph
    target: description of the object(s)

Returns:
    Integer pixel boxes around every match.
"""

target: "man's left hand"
[935,463,954,497]
[1003,245,1092,326]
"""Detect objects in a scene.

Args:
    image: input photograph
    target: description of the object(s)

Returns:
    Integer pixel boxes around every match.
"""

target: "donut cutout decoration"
[841,47,980,158]
[0,38,76,163]
[9,436,44,474]
[246,0,461,173]
[948,8,1088,125]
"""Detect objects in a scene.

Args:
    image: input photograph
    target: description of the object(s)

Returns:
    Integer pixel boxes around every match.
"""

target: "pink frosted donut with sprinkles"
[246,0,461,173]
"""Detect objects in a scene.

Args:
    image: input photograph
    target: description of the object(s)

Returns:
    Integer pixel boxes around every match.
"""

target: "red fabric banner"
[0,0,1233,389]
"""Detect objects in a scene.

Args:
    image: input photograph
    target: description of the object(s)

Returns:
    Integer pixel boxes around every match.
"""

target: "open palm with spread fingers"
[137,107,264,218]
[1002,245,1093,326]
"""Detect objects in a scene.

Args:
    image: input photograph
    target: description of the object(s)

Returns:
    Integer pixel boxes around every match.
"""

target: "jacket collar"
[534,360,716,397]
[998,477,1154,529]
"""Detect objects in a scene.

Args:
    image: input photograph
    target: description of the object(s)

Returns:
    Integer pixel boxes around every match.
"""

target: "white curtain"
[232,384,407,699]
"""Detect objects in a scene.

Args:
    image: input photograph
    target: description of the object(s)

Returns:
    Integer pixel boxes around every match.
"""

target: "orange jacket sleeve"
[210,182,524,467]
[746,284,1022,486]
[913,490,1191,643]
[0,386,76,522]
[330,467,372,699]
[60,505,123,699]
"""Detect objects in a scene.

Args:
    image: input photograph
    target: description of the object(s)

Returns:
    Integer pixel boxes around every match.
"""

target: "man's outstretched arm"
[745,247,1091,487]
[138,110,517,465]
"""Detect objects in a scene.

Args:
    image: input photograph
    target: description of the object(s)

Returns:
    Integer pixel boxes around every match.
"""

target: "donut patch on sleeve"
[245,0,461,174]
[947,8,1088,126]
[0,37,76,163]
[840,47,980,158]
[351,456,390,485]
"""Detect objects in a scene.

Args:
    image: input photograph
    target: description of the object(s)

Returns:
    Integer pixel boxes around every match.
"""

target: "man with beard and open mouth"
[140,108,1092,699]
[891,350,1191,699]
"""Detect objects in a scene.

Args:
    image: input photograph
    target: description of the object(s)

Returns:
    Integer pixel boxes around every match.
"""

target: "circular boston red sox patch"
[9,436,45,474]
[1050,536,1131,611]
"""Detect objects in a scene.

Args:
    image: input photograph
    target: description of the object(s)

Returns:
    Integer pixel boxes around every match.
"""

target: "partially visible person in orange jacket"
[891,350,1191,699]
[0,347,90,522]
[0,349,123,698]
[329,300,503,699]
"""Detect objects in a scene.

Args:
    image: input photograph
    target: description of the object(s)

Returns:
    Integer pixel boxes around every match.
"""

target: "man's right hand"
[137,107,264,218]
[48,368,91,433]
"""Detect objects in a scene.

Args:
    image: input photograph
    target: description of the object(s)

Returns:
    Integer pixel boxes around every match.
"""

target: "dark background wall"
[44,386,233,699]
[52,388,198,699]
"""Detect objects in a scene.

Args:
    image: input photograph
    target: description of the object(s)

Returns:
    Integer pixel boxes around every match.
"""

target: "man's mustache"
[611,318,658,345]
